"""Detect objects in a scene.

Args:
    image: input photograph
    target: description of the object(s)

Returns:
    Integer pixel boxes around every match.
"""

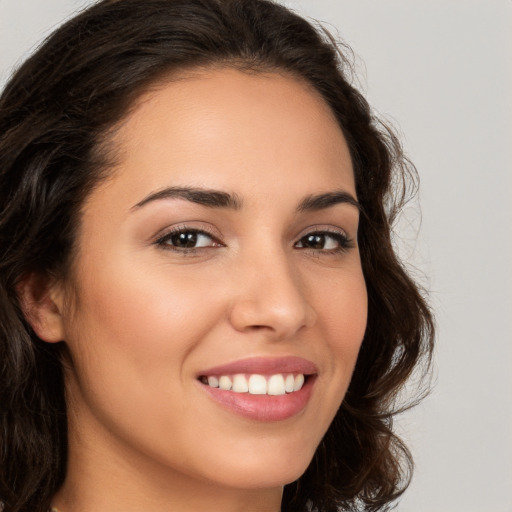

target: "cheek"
[69,256,216,345]
[316,265,367,336]
[62,256,226,402]
[308,265,368,385]
[60,258,228,456]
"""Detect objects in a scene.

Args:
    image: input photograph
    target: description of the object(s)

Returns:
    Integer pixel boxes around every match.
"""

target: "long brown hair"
[0,1,434,511]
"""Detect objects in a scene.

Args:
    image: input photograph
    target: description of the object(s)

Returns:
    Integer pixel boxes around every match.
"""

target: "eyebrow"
[297,191,360,212]
[131,186,359,213]
[131,186,243,211]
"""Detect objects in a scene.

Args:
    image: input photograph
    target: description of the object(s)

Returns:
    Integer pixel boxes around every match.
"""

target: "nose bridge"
[228,242,315,337]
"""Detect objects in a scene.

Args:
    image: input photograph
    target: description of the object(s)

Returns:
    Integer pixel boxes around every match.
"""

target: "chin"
[201,444,316,490]
[216,467,307,491]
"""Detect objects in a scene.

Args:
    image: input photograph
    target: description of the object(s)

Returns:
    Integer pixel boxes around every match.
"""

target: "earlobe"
[16,272,66,343]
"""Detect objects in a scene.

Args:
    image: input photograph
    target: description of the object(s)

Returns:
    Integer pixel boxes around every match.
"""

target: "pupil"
[305,234,325,249]
[172,232,197,248]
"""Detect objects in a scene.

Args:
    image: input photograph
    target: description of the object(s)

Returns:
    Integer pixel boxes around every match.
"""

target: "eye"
[155,228,222,251]
[294,231,352,252]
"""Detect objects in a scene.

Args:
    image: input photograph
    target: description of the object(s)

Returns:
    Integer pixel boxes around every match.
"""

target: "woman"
[0,1,434,511]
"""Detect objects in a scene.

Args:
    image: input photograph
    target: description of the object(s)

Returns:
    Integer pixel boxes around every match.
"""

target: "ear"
[16,272,66,343]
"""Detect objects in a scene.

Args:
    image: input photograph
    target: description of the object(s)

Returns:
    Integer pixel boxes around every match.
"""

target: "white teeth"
[207,376,219,388]
[267,374,286,395]
[285,374,295,393]
[232,374,249,393]
[203,373,307,395]
[248,374,267,395]
[293,374,305,392]
[218,375,232,391]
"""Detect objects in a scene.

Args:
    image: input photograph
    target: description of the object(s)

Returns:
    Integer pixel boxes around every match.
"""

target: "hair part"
[0,1,434,511]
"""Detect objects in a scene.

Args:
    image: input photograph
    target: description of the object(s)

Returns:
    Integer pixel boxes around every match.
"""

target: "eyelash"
[154,226,353,255]
[154,226,222,254]
[294,229,354,254]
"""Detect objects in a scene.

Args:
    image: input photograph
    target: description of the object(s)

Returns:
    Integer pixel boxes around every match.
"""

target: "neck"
[54,474,282,512]
[54,486,281,512]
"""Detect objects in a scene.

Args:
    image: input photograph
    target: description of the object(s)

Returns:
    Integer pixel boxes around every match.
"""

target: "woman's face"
[56,69,367,491]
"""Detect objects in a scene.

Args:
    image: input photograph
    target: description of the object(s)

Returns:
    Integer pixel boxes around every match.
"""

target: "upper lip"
[198,356,318,377]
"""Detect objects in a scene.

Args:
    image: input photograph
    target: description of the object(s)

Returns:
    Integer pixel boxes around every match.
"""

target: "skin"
[25,69,367,512]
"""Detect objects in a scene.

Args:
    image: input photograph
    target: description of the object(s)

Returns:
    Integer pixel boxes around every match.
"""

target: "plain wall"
[1,1,511,511]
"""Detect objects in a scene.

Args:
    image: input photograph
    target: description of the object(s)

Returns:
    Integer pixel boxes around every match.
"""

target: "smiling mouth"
[196,356,317,421]
[199,373,308,396]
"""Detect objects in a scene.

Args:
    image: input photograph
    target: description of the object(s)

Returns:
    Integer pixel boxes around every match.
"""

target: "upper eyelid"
[153,228,224,253]
[153,223,222,243]
[295,230,351,247]
[295,224,350,239]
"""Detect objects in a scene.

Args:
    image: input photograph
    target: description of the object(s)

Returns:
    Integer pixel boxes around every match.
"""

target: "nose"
[228,250,316,340]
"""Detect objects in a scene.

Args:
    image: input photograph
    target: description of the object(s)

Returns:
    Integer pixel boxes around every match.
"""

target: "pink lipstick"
[197,356,317,422]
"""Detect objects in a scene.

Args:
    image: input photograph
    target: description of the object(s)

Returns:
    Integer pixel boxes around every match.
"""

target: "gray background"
[1,1,511,511]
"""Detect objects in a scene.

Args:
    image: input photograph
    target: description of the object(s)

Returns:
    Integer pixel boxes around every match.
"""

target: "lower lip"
[200,376,315,422]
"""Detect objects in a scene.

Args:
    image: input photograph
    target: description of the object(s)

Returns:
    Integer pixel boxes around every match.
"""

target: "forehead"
[91,68,355,207]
